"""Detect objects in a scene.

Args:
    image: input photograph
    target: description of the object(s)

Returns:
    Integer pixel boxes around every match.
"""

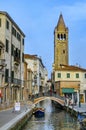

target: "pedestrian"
[12,104,15,112]
[75,98,77,105]
[12,100,16,113]
[64,96,67,106]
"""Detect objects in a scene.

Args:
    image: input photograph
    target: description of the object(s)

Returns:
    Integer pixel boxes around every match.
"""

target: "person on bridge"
[50,89,52,96]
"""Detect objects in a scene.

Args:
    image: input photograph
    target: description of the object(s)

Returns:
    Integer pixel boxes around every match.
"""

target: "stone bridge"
[34,96,65,106]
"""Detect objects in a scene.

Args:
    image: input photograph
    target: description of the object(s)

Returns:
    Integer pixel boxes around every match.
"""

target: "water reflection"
[24,99,80,130]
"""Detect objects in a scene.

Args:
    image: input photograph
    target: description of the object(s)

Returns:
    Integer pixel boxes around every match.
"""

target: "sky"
[0,0,86,78]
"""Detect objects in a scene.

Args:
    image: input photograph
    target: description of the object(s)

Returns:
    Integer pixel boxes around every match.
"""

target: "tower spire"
[56,13,66,30]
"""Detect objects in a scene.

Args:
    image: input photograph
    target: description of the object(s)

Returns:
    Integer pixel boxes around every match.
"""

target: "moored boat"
[33,107,45,118]
[78,112,86,130]
[80,118,86,130]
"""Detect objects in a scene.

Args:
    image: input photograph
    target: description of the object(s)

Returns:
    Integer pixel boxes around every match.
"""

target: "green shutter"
[76,73,79,78]
[58,73,61,78]
[67,73,70,78]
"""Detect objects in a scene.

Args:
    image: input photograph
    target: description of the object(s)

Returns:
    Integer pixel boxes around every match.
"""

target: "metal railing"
[29,91,65,102]
[7,77,24,86]
[0,59,5,66]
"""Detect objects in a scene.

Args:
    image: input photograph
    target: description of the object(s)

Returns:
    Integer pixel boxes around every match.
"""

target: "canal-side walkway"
[73,103,86,113]
[0,101,35,130]
[65,103,86,119]
[67,103,86,113]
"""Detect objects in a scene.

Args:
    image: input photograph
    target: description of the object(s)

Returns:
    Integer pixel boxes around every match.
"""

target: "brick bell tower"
[54,13,69,70]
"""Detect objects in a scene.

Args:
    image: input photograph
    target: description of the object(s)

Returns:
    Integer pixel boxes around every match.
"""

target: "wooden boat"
[78,112,86,130]
[80,118,86,130]
[33,107,45,118]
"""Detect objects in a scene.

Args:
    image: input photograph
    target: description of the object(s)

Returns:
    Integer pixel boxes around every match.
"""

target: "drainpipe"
[10,24,13,104]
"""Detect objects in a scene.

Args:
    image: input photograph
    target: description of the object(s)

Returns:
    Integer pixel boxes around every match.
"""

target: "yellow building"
[23,61,33,101]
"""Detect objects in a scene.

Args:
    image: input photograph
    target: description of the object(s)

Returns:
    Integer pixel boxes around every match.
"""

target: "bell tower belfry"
[54,13,69,70]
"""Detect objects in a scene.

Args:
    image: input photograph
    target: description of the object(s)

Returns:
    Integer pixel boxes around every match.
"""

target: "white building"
[0,11,25,104]
[54,64,86,103]
[24,54,48,96]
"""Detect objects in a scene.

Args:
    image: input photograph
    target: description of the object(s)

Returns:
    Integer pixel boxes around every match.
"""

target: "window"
[0,18,1,27]
[67,73,70,78]
[57,73,61,78]
[64,34,66,40]
[18,49,20,59]
[11,44,14,56]
[63,50,65,54]
[76,73,79,78]
[12,27,16,37]
[6,39,9,52]
[14,48,21,63]
[61,34,63,40]
[6,20,9,29]
[17,32,21,41]
[57,34,60,40]
[22,38,24,45]
[11,71,14,82]
[84,73,86,78]
[5,69,9,82]
[22,53,24,62]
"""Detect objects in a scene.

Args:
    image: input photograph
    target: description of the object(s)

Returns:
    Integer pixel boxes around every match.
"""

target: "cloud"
[57,2,86,22]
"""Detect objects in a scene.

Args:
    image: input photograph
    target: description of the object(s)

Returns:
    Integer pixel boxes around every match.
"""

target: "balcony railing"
[14,56,20,65]
[0,70,4,75]
[7,77,23,85]
[0,59,5,66]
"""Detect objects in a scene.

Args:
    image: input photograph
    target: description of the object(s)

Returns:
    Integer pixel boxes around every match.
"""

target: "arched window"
[64,34,66,40]
[61,34,63,40]
[57,34,60,40]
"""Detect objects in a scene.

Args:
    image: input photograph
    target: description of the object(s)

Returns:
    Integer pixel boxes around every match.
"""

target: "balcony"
[13,78,21,85]
[7,77,22,86]
[0,59,5,65]
[0,40,4,49]
[0,59,6,69]
[14,56,20,65]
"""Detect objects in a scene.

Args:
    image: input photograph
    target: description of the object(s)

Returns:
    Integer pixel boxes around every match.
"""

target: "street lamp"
[31,81,35,101]
[78,84,81,107]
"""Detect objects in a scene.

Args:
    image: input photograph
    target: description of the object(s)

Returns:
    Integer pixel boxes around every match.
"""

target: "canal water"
[24,99,80,130]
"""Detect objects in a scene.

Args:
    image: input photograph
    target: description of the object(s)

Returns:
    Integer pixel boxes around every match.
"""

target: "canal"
[24,99,80,130]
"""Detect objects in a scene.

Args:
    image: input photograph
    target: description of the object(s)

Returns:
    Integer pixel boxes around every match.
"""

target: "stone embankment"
[0,101,35,130]
[64,103,86,118]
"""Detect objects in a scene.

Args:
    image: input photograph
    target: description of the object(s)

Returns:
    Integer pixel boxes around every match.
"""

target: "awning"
[62,88,74,93]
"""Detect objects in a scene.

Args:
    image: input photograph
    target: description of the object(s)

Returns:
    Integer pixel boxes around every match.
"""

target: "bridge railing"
[31,92,65,102]
[51,93,64,100]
